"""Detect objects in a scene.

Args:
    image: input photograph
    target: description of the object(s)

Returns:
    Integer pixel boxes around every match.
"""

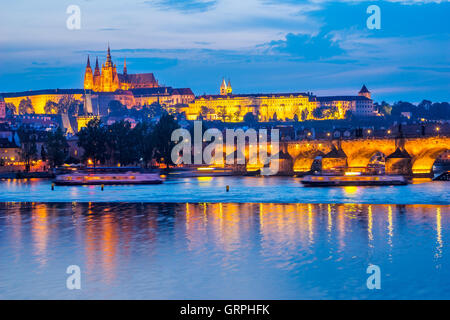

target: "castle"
[84,45,159,92]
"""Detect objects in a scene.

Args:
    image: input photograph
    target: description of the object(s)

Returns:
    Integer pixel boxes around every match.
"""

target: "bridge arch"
[411,147,449,175]
[341,139,396,169]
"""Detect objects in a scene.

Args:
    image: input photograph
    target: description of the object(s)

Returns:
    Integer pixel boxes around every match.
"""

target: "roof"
[323,147,347,158]
[118,73,157,87]
[386,147,411,159]
[359,85,370,94]
[317,96,371,102]
[197,92,311,99]
[0,89,84,98]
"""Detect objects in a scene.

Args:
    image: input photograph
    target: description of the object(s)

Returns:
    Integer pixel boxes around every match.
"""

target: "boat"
[54,167,163,186]
[301,172,408,187]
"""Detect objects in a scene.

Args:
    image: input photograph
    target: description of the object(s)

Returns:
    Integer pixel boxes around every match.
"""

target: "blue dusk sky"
[0,0,449,103]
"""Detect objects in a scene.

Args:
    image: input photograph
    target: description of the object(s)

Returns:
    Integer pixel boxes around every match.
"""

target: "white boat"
[54,169,163,186]
[301,173,408,187]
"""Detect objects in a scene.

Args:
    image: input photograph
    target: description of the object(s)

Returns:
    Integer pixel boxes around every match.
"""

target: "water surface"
[0,177,448,204]
[0,202,448,299]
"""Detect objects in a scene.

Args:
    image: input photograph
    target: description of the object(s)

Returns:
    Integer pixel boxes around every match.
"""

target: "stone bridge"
[282,136,450,176]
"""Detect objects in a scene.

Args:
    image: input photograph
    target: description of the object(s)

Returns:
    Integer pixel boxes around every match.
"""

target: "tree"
[77,118,108,166]
[107,120,138,166]
[45,127,68,168]
[40,145,47,162]
[18,98,34,115]
[301,109,309,121]
[153,113,179,169]
[293,114,299,122]
[5,103,16,116]
[17,126,38,172]
[44,100,58,114]
[217,106,227,122]
[243,112,258,125]
[108,100,127,116]
[232,110,241,122]
[57,95,80,115]
[134,121,155,168]
[200,106,209,120]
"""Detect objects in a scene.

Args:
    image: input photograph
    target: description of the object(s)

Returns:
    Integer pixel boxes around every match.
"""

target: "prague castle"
[83,45,159,92]
[0,45,374,126]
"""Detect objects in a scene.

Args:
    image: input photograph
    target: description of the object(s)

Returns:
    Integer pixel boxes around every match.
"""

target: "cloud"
[144,0,217,12]
[267,32,344,60]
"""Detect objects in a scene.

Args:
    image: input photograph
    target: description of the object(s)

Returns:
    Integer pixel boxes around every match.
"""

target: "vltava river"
[0,177,448,204]
[0,202,449,299]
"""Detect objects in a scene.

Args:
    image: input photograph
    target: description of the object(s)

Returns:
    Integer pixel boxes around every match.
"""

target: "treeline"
[77,113,179,168]
[376,100,449,120]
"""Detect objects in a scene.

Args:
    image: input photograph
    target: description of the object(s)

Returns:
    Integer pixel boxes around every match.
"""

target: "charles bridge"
[281,136,450,176]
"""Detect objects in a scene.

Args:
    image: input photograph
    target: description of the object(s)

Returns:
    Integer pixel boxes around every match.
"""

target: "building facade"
[182,82,374,122]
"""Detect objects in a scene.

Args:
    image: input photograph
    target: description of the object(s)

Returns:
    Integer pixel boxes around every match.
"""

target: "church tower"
[220,78,227,95]
[83,56,94,90]
[226,79,232,94]
[93,57,101,91]
[358,85,371,99]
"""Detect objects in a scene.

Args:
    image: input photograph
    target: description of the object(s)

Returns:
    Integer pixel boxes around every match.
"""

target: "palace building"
[181,81,374,122]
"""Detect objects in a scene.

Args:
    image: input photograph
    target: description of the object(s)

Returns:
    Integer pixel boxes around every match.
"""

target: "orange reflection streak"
[368,205,373,243]
[101,213,118,284]
[436,207,443,259]
[31,204,49,266]
[388,205,393,247]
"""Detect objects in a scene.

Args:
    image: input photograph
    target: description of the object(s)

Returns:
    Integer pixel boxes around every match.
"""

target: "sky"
[0,0,449,103]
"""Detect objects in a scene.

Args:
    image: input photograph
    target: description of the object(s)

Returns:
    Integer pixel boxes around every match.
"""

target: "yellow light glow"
[197,167,215,171]
[345,172,361,176]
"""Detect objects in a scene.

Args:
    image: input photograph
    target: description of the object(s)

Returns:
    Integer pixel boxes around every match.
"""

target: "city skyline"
[0,0,449,103]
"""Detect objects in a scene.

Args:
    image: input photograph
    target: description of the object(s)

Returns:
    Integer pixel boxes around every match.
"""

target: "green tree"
[108,100,127,116]
[243,112,258,125]
[153,113,179,170]
[77,118,108,167]
[45,127,68,168]
[17,126,38,172]
[134,121,155,168]
[40,145,47,162]
[18,98,34,115]
[107,120,138,166]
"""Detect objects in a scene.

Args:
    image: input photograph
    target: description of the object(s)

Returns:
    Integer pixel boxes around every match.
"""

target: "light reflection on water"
[0,202,449,299]
[0,177,448,204]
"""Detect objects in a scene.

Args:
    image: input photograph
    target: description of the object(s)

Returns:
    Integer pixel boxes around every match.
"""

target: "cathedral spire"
[86,55,91,68]
[123,58,127,75]
[106,43,112,64]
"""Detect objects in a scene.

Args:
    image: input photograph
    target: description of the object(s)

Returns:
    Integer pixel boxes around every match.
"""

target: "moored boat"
[301,173,408,187]
[54,168,163,186]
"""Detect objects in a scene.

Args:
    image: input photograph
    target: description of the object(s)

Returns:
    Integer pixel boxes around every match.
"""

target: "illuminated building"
[83,45,159,92]
[182,81,374,122]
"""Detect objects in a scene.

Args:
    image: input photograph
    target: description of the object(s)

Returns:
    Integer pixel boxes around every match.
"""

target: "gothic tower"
[93,57,101,91]
[83,56,94,90]
[220,78,227,95]
[227,79,232,94]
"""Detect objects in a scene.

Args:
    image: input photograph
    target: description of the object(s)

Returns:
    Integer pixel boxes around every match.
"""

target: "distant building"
[182,81,374,122]
[316,85,374,117]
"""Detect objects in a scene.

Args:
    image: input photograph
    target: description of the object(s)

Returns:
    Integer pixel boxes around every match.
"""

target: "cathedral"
[84,45,159,92]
